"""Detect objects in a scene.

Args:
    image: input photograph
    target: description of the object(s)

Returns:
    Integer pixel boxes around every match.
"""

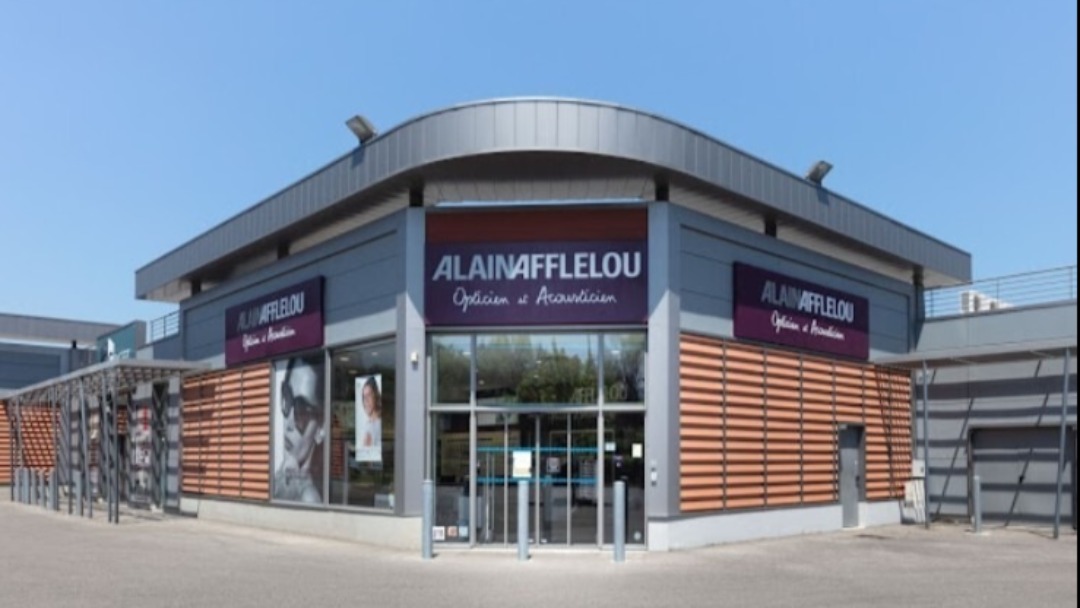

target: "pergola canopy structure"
[5,358,207,523]
[880,338,1076,539]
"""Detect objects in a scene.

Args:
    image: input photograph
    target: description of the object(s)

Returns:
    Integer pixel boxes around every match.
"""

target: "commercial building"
[6,98,1071,550]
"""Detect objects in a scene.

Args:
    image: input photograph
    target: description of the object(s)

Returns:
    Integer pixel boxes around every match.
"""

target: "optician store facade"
[133,98,971,550]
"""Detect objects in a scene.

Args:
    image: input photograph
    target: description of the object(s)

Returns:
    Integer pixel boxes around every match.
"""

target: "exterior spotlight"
[805,160,833,185]
[345,115,377,144]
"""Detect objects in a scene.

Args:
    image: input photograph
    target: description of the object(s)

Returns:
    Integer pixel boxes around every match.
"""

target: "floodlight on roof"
[345,114,377,144]
[805,160,833,185]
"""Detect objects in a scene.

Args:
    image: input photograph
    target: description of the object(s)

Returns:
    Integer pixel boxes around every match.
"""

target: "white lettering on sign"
[535,286,618,306]
[431,251,642,282]
[759,280,856,323]
[771,311,802,334]
[453,287,511,313]
[236,292,307,332]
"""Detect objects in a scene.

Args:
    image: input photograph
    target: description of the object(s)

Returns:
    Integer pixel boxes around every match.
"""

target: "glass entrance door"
[476,413,600,547]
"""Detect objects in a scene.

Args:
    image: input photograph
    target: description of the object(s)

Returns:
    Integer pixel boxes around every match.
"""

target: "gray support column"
[7,411,14,502]
[75,472,84,517]
[112,377,121,524]
[165,377,182,511]
[922,362,931,529]
[51,469,59,511]
[1053,348,1071,540]
[79,381,91,519]
[66,385,74,514]
[395,207,427,516]
[645,200,681,522]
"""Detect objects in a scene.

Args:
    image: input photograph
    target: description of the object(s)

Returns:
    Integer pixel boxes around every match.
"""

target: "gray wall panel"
[920,353,1077,522]
[181,214,404,364]
[917,302,1078,354]
[0,347,64,390]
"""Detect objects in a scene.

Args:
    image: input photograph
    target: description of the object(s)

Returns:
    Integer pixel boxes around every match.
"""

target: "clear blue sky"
[1,1,1075,325]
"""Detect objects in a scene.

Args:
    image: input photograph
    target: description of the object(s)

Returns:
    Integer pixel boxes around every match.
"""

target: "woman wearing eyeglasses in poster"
[273,356,326,504]
[354,375,382,463]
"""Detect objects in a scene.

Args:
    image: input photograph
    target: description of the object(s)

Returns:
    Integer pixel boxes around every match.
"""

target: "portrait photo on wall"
[272,354,327,504]
[354,374,383,463]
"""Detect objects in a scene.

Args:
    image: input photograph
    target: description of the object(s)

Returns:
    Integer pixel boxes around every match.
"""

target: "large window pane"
[330,341,396,509]
[603,333,646,404]
[432,336,471,404]
[476,334,598,406]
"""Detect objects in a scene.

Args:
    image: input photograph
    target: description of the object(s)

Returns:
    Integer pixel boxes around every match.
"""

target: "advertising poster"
[354,374,383,463]
[272,354,326,504]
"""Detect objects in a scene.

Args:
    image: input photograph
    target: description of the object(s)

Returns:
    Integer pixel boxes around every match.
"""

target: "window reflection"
[476,334,599,406]
[603,334,646,404]
[432,336,471,404]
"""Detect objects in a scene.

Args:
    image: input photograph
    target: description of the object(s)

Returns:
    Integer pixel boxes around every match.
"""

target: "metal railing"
[146,311,180,344]
[925,265,1077,318]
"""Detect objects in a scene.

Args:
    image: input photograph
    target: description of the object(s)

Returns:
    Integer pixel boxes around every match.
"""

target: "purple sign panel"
[225,277,324,366]
[426,241,647,326]
[733,263,869,360]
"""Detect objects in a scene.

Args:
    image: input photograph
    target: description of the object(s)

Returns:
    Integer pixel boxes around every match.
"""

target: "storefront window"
[476,334,599,406]
[432,336,471,404]
[329,340,396,509]
[603,334,646,404]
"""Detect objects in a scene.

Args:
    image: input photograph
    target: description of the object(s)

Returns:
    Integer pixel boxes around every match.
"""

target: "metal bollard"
[972,475,983,534]
[50,470,59,511]
[33,470,41,506]
[75,472,84,517]
[614,481,627,563]
[41,473,49,509]
[422,480,434,560]
[517,480,529,562]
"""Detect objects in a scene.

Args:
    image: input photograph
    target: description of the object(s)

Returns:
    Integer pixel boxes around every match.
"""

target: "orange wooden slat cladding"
[679,334,912,513]
[180,364,271,501]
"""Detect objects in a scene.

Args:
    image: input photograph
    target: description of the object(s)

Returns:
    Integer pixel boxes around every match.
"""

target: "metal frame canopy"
[4,358,207,523]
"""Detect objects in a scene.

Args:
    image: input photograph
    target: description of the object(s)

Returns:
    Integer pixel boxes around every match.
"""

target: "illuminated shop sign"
[225,277,324,366]
[426,241,648,326]
[733,263,869,360]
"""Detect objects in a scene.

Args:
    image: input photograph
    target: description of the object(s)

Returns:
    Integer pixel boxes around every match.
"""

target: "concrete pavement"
[1,500,1075,608]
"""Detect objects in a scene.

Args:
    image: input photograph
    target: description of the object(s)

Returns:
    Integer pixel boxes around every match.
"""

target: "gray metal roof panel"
[876,337,1076,369]
[0,313,122,346]
[136,97,971,299]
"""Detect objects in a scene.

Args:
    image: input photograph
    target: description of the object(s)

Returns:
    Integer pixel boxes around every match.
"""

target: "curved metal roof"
[136,97,971,300]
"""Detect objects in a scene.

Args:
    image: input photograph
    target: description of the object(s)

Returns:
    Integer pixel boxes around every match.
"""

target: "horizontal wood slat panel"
[181,363,271,502]
[680,334,912,515]
[0,402,11,484]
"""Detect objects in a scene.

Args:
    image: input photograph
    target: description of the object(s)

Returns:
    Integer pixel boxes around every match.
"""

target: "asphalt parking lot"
[1,500,1075,608]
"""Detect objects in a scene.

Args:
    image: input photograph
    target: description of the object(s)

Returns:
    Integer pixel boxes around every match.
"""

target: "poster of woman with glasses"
[272,354,326,504]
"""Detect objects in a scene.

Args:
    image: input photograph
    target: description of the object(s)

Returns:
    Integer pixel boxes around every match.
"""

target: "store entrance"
[477,413,601,546]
